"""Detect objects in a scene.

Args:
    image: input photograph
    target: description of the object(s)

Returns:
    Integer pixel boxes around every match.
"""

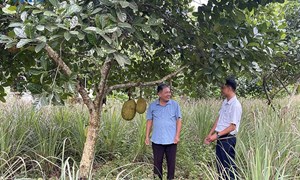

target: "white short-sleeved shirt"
[215,96,242,135]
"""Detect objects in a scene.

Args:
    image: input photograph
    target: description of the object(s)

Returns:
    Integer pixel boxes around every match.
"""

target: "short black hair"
[225,78,237,91]
[157,83,170,93]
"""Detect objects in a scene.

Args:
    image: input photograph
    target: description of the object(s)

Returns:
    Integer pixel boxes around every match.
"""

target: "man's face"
[221,85,231,97]
[158,87,171,101]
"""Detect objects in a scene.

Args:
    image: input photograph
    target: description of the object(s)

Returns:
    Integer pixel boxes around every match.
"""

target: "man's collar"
[226,96,237,105]
[156,99,171,105]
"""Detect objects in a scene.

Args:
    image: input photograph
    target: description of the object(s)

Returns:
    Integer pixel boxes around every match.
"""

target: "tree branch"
[107,65,187,93]
[44,44,94,110]
[94,58,112,107]
[262,75,278,114]
[77,82,95,113]
[273,71,291,95]
[44,44,72,76]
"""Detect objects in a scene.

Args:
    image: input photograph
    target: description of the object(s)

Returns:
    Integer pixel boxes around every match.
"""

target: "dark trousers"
[152,142,177,180]
[216,136,237,180]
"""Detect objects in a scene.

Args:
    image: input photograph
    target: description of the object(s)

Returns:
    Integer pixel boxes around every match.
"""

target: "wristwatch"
[217,132,220,139]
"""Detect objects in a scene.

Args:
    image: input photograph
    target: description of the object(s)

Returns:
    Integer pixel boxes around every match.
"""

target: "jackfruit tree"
[0,0,297,178]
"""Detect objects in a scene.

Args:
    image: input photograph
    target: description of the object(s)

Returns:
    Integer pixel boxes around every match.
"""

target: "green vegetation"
[1,97,299,179]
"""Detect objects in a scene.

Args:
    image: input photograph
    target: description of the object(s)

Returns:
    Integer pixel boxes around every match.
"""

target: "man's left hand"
[174,136,180,144]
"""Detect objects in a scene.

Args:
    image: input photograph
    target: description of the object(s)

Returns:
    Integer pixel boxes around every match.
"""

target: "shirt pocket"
[152,107,164,118]
[166,106,176,119]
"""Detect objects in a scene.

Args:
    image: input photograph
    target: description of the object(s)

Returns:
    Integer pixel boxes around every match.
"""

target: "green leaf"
[36,36,47,42]
[32,10,43,14]
[119,1,130,8]
[35,42,46,53]
[171,28,177,36]
[95,14,101,28]
[114,53,130,67]
[228,42,234,49]
[44,11,57,17]
[2,5,17,14]
[102,45,116,54]
[118,22,132,29]
[0,35,12,43]
[49,0,59,8]
[65,4,82,16]
[147,17,164,26]
[64,32,71,41]
[9,23,24,28]
[16,39,32,48]
[21,12,28,22]
[70,16,78,29]
[0,96,6,103]
[41,57,48,70]
[29,69,44,75]
[248,42,260,47]
[4,42,16,49]
[141,25,151,32]
[57,24,69,30]
[99,15,107,28]
[27,83,43,94]
[45,26,58,32]
[0,86,4,93]
[104,26,119,33]
[95,47,104,57]
[91,8,102,15]
[25,24,34,39]
[14,28,27,38]
[100,34,112,44]
[87,34,97,45]
[128,2,138,12]
[240,51,245,59]
[85,27,104,34]
[49,35,62,41]
[70,31,79,35]
[150,29,159,40]
[77,33,85,40]
[36,25,45,31]
[117,10,127,22]
[253,27,258,35]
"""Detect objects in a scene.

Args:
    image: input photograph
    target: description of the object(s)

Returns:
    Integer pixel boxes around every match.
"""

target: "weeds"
[0,97,299,179]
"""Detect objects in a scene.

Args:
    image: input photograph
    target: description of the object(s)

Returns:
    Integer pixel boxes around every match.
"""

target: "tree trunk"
[79,107,102,179]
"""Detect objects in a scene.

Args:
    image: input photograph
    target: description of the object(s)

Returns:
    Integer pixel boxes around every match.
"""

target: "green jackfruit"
[136,98,147,114]
[121,99,136,120]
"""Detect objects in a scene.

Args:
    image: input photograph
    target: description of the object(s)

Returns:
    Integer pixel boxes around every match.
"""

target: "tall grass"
[0,97,299,179]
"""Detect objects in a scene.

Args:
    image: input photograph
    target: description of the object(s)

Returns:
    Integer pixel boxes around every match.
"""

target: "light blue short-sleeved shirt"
[215,96,242,135]
[146,99,182,145]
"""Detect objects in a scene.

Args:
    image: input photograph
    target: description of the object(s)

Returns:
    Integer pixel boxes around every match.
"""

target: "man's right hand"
[204,135,211,145]
[145,137,150,145]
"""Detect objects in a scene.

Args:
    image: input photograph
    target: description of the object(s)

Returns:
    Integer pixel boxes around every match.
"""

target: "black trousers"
[152,142,177,180]
[216,136,237,180]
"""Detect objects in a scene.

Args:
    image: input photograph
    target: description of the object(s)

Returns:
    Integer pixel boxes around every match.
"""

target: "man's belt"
[218,134,236,141]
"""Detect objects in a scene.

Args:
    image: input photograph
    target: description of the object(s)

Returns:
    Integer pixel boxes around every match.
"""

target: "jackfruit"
[121,99,136,120]
[136,98,147,114]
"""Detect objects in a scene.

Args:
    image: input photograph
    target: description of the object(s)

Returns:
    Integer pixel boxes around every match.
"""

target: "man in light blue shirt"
[145,84,182,180]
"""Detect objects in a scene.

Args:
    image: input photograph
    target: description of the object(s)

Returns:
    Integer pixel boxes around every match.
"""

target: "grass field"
[0,96,300,179]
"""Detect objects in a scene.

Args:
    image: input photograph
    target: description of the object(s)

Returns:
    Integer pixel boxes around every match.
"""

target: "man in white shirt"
[204,78,242,180]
